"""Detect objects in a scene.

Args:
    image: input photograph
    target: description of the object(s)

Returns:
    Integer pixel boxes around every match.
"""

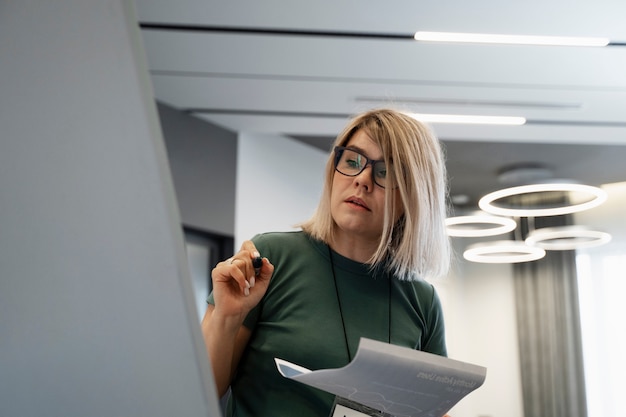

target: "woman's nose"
[353,165,373,190]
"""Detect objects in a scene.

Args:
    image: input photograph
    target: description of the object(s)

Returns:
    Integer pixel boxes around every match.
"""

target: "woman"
[202,109,451,416]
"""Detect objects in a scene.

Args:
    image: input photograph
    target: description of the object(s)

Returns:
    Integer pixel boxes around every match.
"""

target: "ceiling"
[134,0,626,210]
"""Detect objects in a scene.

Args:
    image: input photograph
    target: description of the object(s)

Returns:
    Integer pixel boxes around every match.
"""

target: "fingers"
[217,240,272,296]
[257,256,274,279]
[239,240,262,274]
[237,240,272,281]
[213,257,249,296]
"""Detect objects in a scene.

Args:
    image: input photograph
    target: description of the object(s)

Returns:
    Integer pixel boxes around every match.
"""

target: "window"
[183,227,233,320]
[577,252,626,417]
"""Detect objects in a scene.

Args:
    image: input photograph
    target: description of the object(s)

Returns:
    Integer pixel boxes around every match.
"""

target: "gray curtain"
[513,215,588,417]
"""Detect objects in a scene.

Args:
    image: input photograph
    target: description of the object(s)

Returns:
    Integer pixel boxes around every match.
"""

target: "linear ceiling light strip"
[408,113,526,125]
[414,31,610,47]
[139,23,622,46]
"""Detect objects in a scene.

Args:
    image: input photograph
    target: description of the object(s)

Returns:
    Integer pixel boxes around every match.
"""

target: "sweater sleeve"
[421,285,448,357]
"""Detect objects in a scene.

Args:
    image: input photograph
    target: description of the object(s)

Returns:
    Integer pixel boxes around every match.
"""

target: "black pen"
[252,256,263,276]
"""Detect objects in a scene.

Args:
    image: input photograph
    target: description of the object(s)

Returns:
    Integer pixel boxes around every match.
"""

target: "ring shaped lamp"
[463,241,546,264]
[525,226,612,250]
[445,215,517,237]
[478,182,607,217]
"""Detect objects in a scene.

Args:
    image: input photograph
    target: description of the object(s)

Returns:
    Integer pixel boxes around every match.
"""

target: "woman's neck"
[329,232,379,264]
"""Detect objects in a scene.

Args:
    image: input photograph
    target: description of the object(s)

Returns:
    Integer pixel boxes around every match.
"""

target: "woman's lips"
[345,197,370,211]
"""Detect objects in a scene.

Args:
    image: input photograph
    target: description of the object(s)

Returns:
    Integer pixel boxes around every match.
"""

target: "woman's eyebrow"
[344,145,384,161]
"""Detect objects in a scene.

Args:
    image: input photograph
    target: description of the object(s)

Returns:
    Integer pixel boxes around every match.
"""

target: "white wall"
[574,182,626,417]
[435,245,523,417]
[235,132,327,249]
[158,102,237,235]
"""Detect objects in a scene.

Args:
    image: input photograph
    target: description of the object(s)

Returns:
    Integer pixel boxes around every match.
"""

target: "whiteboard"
[0,1,222,416]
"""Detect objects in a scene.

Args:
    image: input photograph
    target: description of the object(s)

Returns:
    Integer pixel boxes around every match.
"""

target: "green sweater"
[209,231,447,417]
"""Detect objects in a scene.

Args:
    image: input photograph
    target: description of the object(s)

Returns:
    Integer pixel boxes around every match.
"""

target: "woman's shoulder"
[252,230,307,245]
[396,275,439,303]
[252,229,303,239]
[251,230,322,256]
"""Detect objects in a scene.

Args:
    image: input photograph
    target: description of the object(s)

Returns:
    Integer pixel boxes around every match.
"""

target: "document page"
[275,338,486,417]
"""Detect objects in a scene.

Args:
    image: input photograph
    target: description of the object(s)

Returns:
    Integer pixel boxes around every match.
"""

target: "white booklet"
[275,338,487,417]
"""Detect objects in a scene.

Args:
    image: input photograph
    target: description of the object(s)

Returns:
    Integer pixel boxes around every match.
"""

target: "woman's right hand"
[201,240,274,396]
[210,240,274,321]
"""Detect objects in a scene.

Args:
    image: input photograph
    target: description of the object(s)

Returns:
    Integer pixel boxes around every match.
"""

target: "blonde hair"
[300,109,450,280]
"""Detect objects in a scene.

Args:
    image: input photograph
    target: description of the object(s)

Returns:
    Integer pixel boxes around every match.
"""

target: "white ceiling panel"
[135,0,626,205]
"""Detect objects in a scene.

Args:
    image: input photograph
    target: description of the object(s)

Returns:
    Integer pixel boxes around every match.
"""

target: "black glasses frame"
[333,146,390,188]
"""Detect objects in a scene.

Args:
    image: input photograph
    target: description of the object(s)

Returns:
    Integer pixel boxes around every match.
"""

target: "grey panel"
[0,1,221,416]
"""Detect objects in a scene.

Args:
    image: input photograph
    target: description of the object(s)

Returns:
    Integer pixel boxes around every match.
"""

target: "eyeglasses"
[333,146,396,189]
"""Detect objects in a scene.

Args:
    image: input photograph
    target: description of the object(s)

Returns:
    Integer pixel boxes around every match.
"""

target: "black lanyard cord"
[327,245,391,363]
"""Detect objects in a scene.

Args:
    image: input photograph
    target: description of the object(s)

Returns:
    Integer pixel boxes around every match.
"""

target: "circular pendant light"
[445,215,517,237]
[478,182,607,217]
[463,240,546,263]
[525,226,612,250]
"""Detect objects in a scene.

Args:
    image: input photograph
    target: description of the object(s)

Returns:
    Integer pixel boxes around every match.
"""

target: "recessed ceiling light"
[463,241,546,264]
[450,194,471,206]
[414,31,610,47]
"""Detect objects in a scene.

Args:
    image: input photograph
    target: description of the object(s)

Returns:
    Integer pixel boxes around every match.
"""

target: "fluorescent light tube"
[407,113,526,125]
[414,31,610,47]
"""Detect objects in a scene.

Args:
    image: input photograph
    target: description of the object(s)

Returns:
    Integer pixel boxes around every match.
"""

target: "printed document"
[275,338,486,417]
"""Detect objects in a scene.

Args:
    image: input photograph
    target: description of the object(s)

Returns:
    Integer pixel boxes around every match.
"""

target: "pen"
[252,256,263,276]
